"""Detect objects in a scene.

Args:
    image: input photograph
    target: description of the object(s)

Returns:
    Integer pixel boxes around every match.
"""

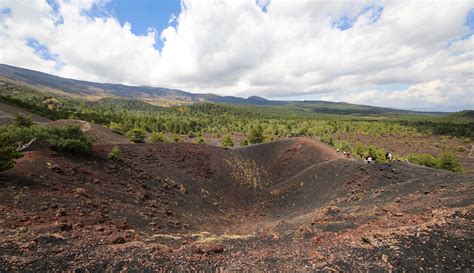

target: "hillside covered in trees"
[1,77,472,173]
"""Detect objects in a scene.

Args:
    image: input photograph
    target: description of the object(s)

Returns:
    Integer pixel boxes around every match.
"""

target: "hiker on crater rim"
[386,152,393,161]
[365,156,374,164]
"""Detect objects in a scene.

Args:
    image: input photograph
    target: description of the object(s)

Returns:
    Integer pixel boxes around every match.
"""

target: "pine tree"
[221,135,234,148]
[248,126,264,144]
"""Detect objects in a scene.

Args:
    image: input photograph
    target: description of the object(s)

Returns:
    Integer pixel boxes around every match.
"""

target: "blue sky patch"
[333,4,383,31]
[256,0,270,13]
[26,37,65,70]
[447,9,474,46]
[107,0,181,50]
[361,5,383,24]
[27,38,58,61]
[0,7,11,19]
[466,8,474,29]
[46,0,64,25]
[80,1,113,20]
[46,0,59,14]
[332,16,355,31]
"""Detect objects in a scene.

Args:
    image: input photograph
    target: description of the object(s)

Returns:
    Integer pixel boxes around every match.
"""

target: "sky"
[0,0,473,111]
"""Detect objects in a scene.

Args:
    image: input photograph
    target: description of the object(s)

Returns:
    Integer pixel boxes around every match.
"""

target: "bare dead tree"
[16,138,36,152]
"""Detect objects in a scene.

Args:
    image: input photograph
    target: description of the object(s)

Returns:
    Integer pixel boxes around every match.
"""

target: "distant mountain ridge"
[0,64,262,104]
[0,64,442,114]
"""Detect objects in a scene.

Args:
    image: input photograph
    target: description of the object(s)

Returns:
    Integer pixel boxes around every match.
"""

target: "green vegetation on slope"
[0,122,92,171]
[0,80,471,173]
[405,152,464,172]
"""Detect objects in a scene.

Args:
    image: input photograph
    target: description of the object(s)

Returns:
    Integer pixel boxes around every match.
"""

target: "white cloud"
[345,78,474,111]
[0,0,472,111]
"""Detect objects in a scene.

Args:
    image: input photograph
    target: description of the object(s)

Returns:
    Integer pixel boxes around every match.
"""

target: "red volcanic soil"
[0,138,472,271]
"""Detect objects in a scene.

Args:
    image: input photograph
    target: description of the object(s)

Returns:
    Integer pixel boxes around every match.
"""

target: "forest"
[0,80,472,172]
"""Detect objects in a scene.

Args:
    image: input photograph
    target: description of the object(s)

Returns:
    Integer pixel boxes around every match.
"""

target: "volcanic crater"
[0,138,472,271]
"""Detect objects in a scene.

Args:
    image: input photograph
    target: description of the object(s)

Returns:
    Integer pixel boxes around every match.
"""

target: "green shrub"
[150,132,168,143]
[0,124,92,171]
[406,153,438,168]
[48,126,92,153]
[321,135,334,146]
[222,135,234,148]
[187,131,196,138]
[365,145,386,162]
[405,152,464,172]
[0,125,91,154]
[0,125,48,146]
[353,142,364,158]
[240,139,249,146]
[172,134,183,143]
[109,122,123,133]
[438,152,464,172]
[248,126,264,144]
[108,145,121,160]
[0,146,22,172]
[195,137,205,144]
[337,141,352,153]
[126,128,146,143]
[350,142,386,161]
[0,125,41,172]
[14,113,33,127]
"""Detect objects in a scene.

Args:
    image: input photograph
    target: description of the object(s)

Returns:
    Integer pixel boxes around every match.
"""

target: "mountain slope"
[0,64,255,104]
[0,64,438,115]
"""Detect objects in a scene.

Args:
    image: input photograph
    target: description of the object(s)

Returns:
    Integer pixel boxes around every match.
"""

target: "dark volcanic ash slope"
[0,101,51,125]
[0,138,472,271]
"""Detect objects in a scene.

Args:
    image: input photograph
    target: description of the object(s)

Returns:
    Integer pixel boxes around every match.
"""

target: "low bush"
[405,152,463,172]
[247,126,264,144]
[109,122,123,133]
[150,132,168,143]
[126,128,146,143]
[0,124,92,172]
[48,126,92,153]
[172,135,183,143]
[14,113,33,127]
[438,151,464,172]
[222,135,234,148]
[405,153,438,168]
[108,145,121,160]
[195,137,205,144]
[0,147,22,172]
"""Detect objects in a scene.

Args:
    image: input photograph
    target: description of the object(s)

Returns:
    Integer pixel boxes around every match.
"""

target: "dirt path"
[46,119,129,144]
[273,158,342,188]
[78,120,91,131]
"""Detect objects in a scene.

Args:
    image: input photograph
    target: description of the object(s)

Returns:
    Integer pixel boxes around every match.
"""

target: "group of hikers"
[337,148,393,164]
[336,149,352,158]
